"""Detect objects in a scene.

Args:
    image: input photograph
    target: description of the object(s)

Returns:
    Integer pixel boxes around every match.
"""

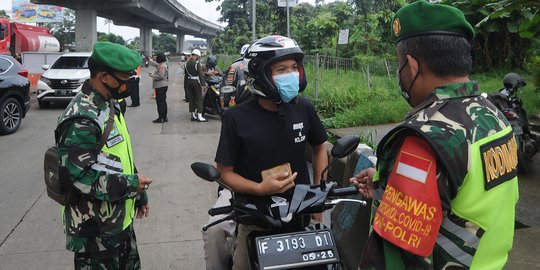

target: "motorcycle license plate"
[256,229,339,269]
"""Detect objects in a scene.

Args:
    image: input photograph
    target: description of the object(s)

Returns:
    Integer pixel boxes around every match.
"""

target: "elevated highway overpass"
[31,0,223,55]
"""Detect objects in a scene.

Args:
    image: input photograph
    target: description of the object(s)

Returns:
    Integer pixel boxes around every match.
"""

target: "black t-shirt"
[215,96,328,190]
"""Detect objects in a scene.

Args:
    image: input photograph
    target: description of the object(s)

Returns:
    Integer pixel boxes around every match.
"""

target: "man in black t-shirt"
[213,35,328,270]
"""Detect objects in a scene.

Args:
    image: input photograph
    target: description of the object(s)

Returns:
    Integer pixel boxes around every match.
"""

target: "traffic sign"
[278,0,298,7]
[338,29,349,45]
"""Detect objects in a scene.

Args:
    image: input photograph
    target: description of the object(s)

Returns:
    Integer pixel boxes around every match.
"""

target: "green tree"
[448,0,540,69]
[153,33,176,54]
[97,32,126,45]
[44,8,75,51]
[206,0,252,54]
[206,0,403,59]
[291,3,318,53]
[0,10,9,19]
[126,37,140,51]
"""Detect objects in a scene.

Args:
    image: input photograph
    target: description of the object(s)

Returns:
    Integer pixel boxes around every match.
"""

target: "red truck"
[0,18,60,56]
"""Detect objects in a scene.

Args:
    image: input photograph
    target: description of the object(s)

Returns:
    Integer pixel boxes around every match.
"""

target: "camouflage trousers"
[71,225,140,270]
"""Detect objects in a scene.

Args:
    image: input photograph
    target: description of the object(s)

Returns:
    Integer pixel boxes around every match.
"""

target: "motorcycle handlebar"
[208,205,233,216]
[329,186,359,197]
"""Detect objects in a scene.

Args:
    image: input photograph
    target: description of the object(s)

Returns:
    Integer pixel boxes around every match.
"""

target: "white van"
[36,52,91,108]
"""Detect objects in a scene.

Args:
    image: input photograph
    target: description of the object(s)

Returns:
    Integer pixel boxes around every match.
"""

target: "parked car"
[0,54,30,135]
[38,9,55,18]
[20,9,37,18]
[36,52,91,108]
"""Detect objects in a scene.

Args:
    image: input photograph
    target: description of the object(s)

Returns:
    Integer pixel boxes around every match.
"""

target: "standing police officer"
[351,1,519,269]
[56,41,153,269]
[185,49,208,122]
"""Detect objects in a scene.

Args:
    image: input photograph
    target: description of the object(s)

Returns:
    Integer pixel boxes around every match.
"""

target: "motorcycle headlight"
[40,76,51,86]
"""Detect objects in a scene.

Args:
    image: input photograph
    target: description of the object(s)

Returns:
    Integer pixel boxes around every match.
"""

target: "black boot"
[153,118,164,123]
[190,112,198,121]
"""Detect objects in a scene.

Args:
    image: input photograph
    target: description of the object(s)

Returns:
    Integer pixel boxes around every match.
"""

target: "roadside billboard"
[12,0,63,23]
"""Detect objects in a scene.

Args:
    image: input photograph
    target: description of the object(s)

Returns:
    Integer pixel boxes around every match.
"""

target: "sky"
[1,0,317,41]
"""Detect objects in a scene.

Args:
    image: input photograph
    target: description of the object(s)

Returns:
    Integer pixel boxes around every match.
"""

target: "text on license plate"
[256,230,339,269]
[56,90,71,95]
[257,230,334,255]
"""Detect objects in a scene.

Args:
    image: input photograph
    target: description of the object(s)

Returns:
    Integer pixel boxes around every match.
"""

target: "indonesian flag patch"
[373,136,443,257]
[396,151,433,184]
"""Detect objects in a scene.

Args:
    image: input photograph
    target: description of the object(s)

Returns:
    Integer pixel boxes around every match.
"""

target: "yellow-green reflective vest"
[100,110,136,230]
[61,108,136,234]
[452,126,518,269]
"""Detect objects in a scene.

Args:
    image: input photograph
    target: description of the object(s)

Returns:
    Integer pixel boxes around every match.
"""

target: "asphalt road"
[0,63,538,269]
[0,65,221,269]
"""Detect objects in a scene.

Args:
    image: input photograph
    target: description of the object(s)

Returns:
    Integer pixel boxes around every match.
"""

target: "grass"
[301,65,540,129]
[302,64,410,128]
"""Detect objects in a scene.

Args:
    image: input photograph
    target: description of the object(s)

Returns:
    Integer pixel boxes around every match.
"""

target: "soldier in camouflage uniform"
[351,1,518,269]
[56,42,153,269]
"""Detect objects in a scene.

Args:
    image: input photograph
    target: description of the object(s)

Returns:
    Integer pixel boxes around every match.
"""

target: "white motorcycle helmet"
[243,35,307,103]
[240,44,250,57]
[192,49,202,57]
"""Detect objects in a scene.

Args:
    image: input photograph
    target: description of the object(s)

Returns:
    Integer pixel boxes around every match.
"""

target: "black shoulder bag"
[44,101,115,206]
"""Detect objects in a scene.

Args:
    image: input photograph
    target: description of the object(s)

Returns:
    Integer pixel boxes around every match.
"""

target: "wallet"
[261,163,291,179]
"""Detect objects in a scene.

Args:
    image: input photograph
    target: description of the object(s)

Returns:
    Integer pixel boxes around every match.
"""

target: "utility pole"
[278,1,296,37]
[286,0,290,37]
[251,0,256,41]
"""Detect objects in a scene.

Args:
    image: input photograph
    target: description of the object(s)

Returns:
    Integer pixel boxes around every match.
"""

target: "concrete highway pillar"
[140,27,152,57]
[75,9,97,52]
[206,37,213,54]
[176,33,185,54]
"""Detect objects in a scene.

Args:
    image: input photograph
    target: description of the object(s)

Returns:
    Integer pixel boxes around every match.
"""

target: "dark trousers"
[184,80,189,101]
[73,225,140,270]
[187,80,203,113]
[130,77,140,106]
[119,99,127,115]
[155,86,168,119]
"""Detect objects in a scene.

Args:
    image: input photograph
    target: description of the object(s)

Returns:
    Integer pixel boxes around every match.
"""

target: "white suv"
[36,52,91,108]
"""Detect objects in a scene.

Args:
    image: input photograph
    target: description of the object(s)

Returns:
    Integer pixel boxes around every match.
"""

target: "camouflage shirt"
[56,81,145,251]
[361,81,511,269]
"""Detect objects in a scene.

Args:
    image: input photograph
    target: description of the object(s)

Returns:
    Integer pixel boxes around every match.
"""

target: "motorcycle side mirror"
[191,162,234,193]
[331,135,361,158]
[320,135,360,190]
[191,162,221,182]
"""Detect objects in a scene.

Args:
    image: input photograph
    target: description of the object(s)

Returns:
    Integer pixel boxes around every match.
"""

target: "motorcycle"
[203,76,224,117]
[485,73,538,173]
[192,135,367,270]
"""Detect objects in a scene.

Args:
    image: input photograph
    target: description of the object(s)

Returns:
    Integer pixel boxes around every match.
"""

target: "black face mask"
[397,59,419,106]
[102,72,133,100]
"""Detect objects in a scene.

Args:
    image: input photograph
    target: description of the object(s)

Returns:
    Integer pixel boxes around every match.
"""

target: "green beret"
[392,0,475,43]
[91,41,141,72]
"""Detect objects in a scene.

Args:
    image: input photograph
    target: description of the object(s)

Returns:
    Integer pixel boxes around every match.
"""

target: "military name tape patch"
[106,134,124,148]
[480,132,518,190]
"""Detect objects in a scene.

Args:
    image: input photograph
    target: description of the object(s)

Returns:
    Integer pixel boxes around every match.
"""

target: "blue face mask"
[273,72,300,103]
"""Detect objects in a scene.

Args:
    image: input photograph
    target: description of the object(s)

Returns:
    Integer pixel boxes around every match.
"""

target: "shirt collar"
[81,80,109,110]
[408,81,480,116]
